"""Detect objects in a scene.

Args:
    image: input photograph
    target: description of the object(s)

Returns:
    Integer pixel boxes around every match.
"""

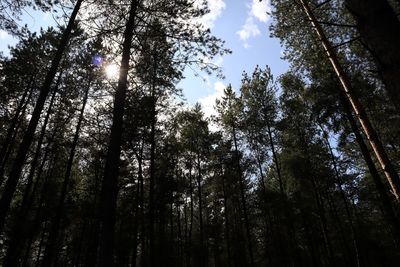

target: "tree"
[0,0,83,234]
[216,85,255,267]
[345,0,400,113]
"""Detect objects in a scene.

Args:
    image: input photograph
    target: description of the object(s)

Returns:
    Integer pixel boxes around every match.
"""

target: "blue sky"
[0,0,288,116]
[180,0,288,116]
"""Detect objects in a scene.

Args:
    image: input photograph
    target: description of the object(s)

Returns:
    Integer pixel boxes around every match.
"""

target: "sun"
[105,64,119,79]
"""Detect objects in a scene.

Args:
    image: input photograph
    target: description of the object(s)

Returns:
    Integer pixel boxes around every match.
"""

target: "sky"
[180,0,289,117]
[0,0,289,117]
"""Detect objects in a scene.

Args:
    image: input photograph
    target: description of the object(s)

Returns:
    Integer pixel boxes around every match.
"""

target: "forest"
[0,0,400,266]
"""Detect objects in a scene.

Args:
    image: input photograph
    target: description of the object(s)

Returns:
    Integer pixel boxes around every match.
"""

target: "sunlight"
[105,64,119,79]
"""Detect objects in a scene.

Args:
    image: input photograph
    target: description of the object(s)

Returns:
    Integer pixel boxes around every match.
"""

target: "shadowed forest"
[0,0,400,266]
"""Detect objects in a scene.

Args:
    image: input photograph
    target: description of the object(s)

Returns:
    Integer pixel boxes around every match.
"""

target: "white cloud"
[250,0,271,23]
[236,17,260,42]
[0,30,10,40]
[213,55,224,67]
[197,0,226,29]
[198,81,226,118]
[237,0,271,47]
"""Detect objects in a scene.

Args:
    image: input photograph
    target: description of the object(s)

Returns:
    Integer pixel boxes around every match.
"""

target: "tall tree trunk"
[25,151,60,266]
[319,123,361,267]
[299,0,400,201]
[73,221,87,266]
[131,141,144,267]
[264,120,301,265]
[0,74,35,184]
[220,166,232,267]
[96,1,138,265]
[149,95,157,267]
[340,95,400,240]
[34,221,48,267]
[3,79,59,265]
[187,163,194,267]
[42,78,91,266]
[84,156,102,267]
[345,0,400,113]
[196,152,205,267]
[232,127,254,267]
[0,0,83,234]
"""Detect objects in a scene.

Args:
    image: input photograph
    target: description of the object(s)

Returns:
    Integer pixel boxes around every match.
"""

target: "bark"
[149,95,156,267]
[319,123,361,267]
[42,78,91,266]
[221,166,232,267]
[340,95,400,240]
[25,152,60,266]
[299,0,400,201]
[232,127,254,267]
[0,0,83,234]
[187,163,194,267]
[3,80,59,266]
[96,1,138,265]
[345,0,400,113]
[196,152,205,267]
[264,119,301,265]
[0,74,35,184]
[131,140,144,267]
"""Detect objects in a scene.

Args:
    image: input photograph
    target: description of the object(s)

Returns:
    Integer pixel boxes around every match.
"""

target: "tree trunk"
[42,77,91,266]
[3,79,59,266]
[96,1,139,265]
[0,74,35,184]
[345,0,400,113]
[319,123,361,267]
[232,127,254,267]
[149,95,157,267]
[187,163,194,267]
[264,120,301,265]
[131,141,144,267]
[25,152,60,266]
[299,0,400,201]
[340,95,400,240]
[196,152,205,267]
[220,166,232,267]
[0,0,83,234]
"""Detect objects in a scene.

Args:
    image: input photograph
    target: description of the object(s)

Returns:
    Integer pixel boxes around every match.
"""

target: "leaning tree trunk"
[3,79,59,266]
[340,95,400,240]
[0,74,35,184]
[0,0,83,234]
[96,1,139,265]
[345,0,400,113]
[299,0,400,201]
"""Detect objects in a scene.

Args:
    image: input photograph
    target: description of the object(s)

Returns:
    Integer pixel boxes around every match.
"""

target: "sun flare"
[105,64,119,79]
